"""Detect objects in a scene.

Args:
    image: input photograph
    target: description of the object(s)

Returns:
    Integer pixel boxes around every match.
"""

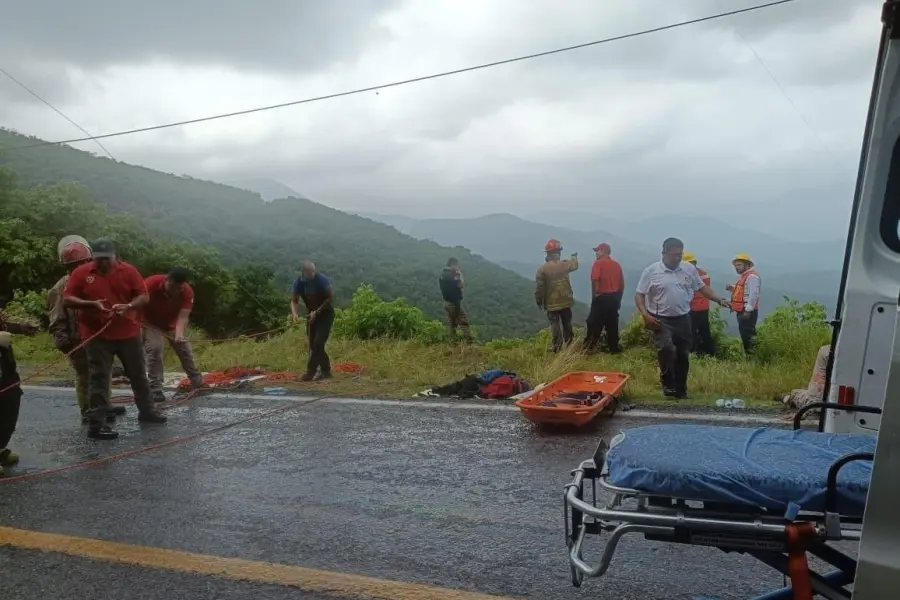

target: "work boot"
[88,425,119,440]
[151,393,167,404]
[314,371,333,381]
[108,405,127,415]
[300,373,315,382]
[663,388,680,398]
[0,448,19,466]
[137,411,167,424]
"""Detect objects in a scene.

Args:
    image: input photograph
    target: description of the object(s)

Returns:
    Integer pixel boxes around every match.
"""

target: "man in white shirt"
[635,237,729,399]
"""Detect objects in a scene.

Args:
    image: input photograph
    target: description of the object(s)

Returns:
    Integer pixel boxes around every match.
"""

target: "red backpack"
[479,375,530,399]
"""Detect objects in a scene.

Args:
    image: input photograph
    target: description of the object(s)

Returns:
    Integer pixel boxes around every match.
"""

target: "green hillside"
[375,213,839,318]
[0,128,580,339]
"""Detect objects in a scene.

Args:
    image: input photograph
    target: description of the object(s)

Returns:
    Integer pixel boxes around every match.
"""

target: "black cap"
[91,237,116,259]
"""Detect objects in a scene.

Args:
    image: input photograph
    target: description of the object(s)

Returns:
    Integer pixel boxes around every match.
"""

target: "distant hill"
[364,212,842,318]
[225,177,307,202]
[0,129,580,339]
[525,183,853,245]
[524,212,845,274]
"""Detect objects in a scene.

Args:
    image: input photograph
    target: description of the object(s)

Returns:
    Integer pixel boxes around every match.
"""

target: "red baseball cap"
[593,243,611,253]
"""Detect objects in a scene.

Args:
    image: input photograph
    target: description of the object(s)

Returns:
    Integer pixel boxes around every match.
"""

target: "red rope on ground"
[0,397,312,484]
[2,310,290,396]
[333,362,363,373]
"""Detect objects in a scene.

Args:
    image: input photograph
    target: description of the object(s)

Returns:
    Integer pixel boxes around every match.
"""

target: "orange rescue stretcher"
[515,371,629,427]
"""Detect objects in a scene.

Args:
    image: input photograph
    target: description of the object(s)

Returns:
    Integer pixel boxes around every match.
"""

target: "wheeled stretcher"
[564,403,882,600]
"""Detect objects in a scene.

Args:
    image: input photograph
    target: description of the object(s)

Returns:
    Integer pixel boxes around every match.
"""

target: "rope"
[0,397,316,484]
[0,311,292,396]
[0,320,112,395]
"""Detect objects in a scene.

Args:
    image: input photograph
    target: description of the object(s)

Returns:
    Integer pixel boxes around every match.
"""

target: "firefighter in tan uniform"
[0,309,39,476]
[535,239,579,352]
[46,236,124,424]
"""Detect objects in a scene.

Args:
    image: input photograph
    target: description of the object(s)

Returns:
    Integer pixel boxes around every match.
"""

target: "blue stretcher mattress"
[605,424,876,516]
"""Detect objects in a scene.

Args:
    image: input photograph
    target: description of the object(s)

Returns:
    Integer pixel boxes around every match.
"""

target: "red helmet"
[544,239,562,252]
[58,235,93,265]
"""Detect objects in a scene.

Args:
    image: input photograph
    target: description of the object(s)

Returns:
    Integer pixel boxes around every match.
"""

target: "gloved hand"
[0,331,11,349]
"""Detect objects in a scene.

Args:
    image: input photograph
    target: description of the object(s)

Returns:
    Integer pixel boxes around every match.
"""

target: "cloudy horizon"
[0,0,880,240]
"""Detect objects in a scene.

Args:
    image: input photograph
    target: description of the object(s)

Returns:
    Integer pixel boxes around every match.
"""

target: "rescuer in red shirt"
[583,243,625,353]
[143,268,204,402]
[63,238,167,440]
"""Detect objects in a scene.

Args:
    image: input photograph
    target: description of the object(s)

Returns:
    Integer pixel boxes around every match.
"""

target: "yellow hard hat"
[732,253,753,264]
[682,251,697,263]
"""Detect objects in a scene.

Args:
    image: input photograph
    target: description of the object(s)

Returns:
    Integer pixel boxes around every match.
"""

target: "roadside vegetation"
[11,282,831,406]
[1,164,830,406]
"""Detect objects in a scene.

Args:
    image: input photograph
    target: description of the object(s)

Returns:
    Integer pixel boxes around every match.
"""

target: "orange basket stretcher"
[515,371,630,427]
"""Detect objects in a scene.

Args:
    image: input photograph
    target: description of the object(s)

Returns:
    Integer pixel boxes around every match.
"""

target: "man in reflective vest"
[727,253,761,354]
[683,251,715,356]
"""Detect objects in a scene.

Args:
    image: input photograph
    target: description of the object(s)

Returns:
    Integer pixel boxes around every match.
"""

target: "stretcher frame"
[563,403,882,600]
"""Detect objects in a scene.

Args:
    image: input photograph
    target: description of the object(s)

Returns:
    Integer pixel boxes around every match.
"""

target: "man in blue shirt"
[290,261,335,381]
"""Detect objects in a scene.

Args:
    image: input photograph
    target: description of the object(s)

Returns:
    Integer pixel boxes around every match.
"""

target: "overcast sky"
[0,0,881,239]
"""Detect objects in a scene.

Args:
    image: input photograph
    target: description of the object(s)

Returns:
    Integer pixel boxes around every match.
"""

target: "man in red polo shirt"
[64,238,167,440]
[143,267,204,402]
[583,242,625,353]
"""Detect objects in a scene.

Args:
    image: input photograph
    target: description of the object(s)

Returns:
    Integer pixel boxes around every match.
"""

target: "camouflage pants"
[69,348,113,416]
[444,302,472,340]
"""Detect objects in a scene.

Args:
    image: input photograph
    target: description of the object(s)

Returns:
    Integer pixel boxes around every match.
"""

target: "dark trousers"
[737,310,759,354]
[0,347,22,449]
[584,293,622,352]
[307,309,335,376]
[85,336,155,426]
[690,309,716,356]
[548,308,574,352]
[650,314,693,394]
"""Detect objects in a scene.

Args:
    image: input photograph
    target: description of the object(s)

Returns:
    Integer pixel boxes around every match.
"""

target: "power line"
[723,18,841,167]
[2,0,794,152]
[0,67,115,159]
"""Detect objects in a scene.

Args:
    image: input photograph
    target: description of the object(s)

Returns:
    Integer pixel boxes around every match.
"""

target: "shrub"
[754,297,831,364]
[621,306,761,361]
[333,284,447,343]
[4,289,47,325]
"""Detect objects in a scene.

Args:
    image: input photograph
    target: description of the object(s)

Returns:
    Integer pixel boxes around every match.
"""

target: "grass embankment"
[15,328,813,409]
[11,287,828,409]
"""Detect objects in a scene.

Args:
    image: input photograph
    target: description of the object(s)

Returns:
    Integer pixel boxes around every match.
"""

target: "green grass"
[12,293,828,410]
[15,329,811,408]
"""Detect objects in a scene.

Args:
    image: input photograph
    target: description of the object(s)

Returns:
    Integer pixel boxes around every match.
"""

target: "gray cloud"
[0,0,882,244]
[0,0,397,73]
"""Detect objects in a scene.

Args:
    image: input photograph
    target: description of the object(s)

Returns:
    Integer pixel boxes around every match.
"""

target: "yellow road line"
[0,526,516,600]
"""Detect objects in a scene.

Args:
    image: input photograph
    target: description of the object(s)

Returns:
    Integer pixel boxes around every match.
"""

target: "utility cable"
[0,66,115,159]
[716,1,841,168]
[1,0,795,152]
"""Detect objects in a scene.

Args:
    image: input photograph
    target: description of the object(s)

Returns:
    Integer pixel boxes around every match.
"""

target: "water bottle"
[715,398,725,408]
[732,398,746,409]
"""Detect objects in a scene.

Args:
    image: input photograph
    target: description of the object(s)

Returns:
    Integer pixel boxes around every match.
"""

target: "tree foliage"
[0,168,283,335]
[0,129,560,339]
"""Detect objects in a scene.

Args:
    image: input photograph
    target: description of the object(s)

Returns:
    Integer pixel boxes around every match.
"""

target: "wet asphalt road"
[0,389,801,600]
